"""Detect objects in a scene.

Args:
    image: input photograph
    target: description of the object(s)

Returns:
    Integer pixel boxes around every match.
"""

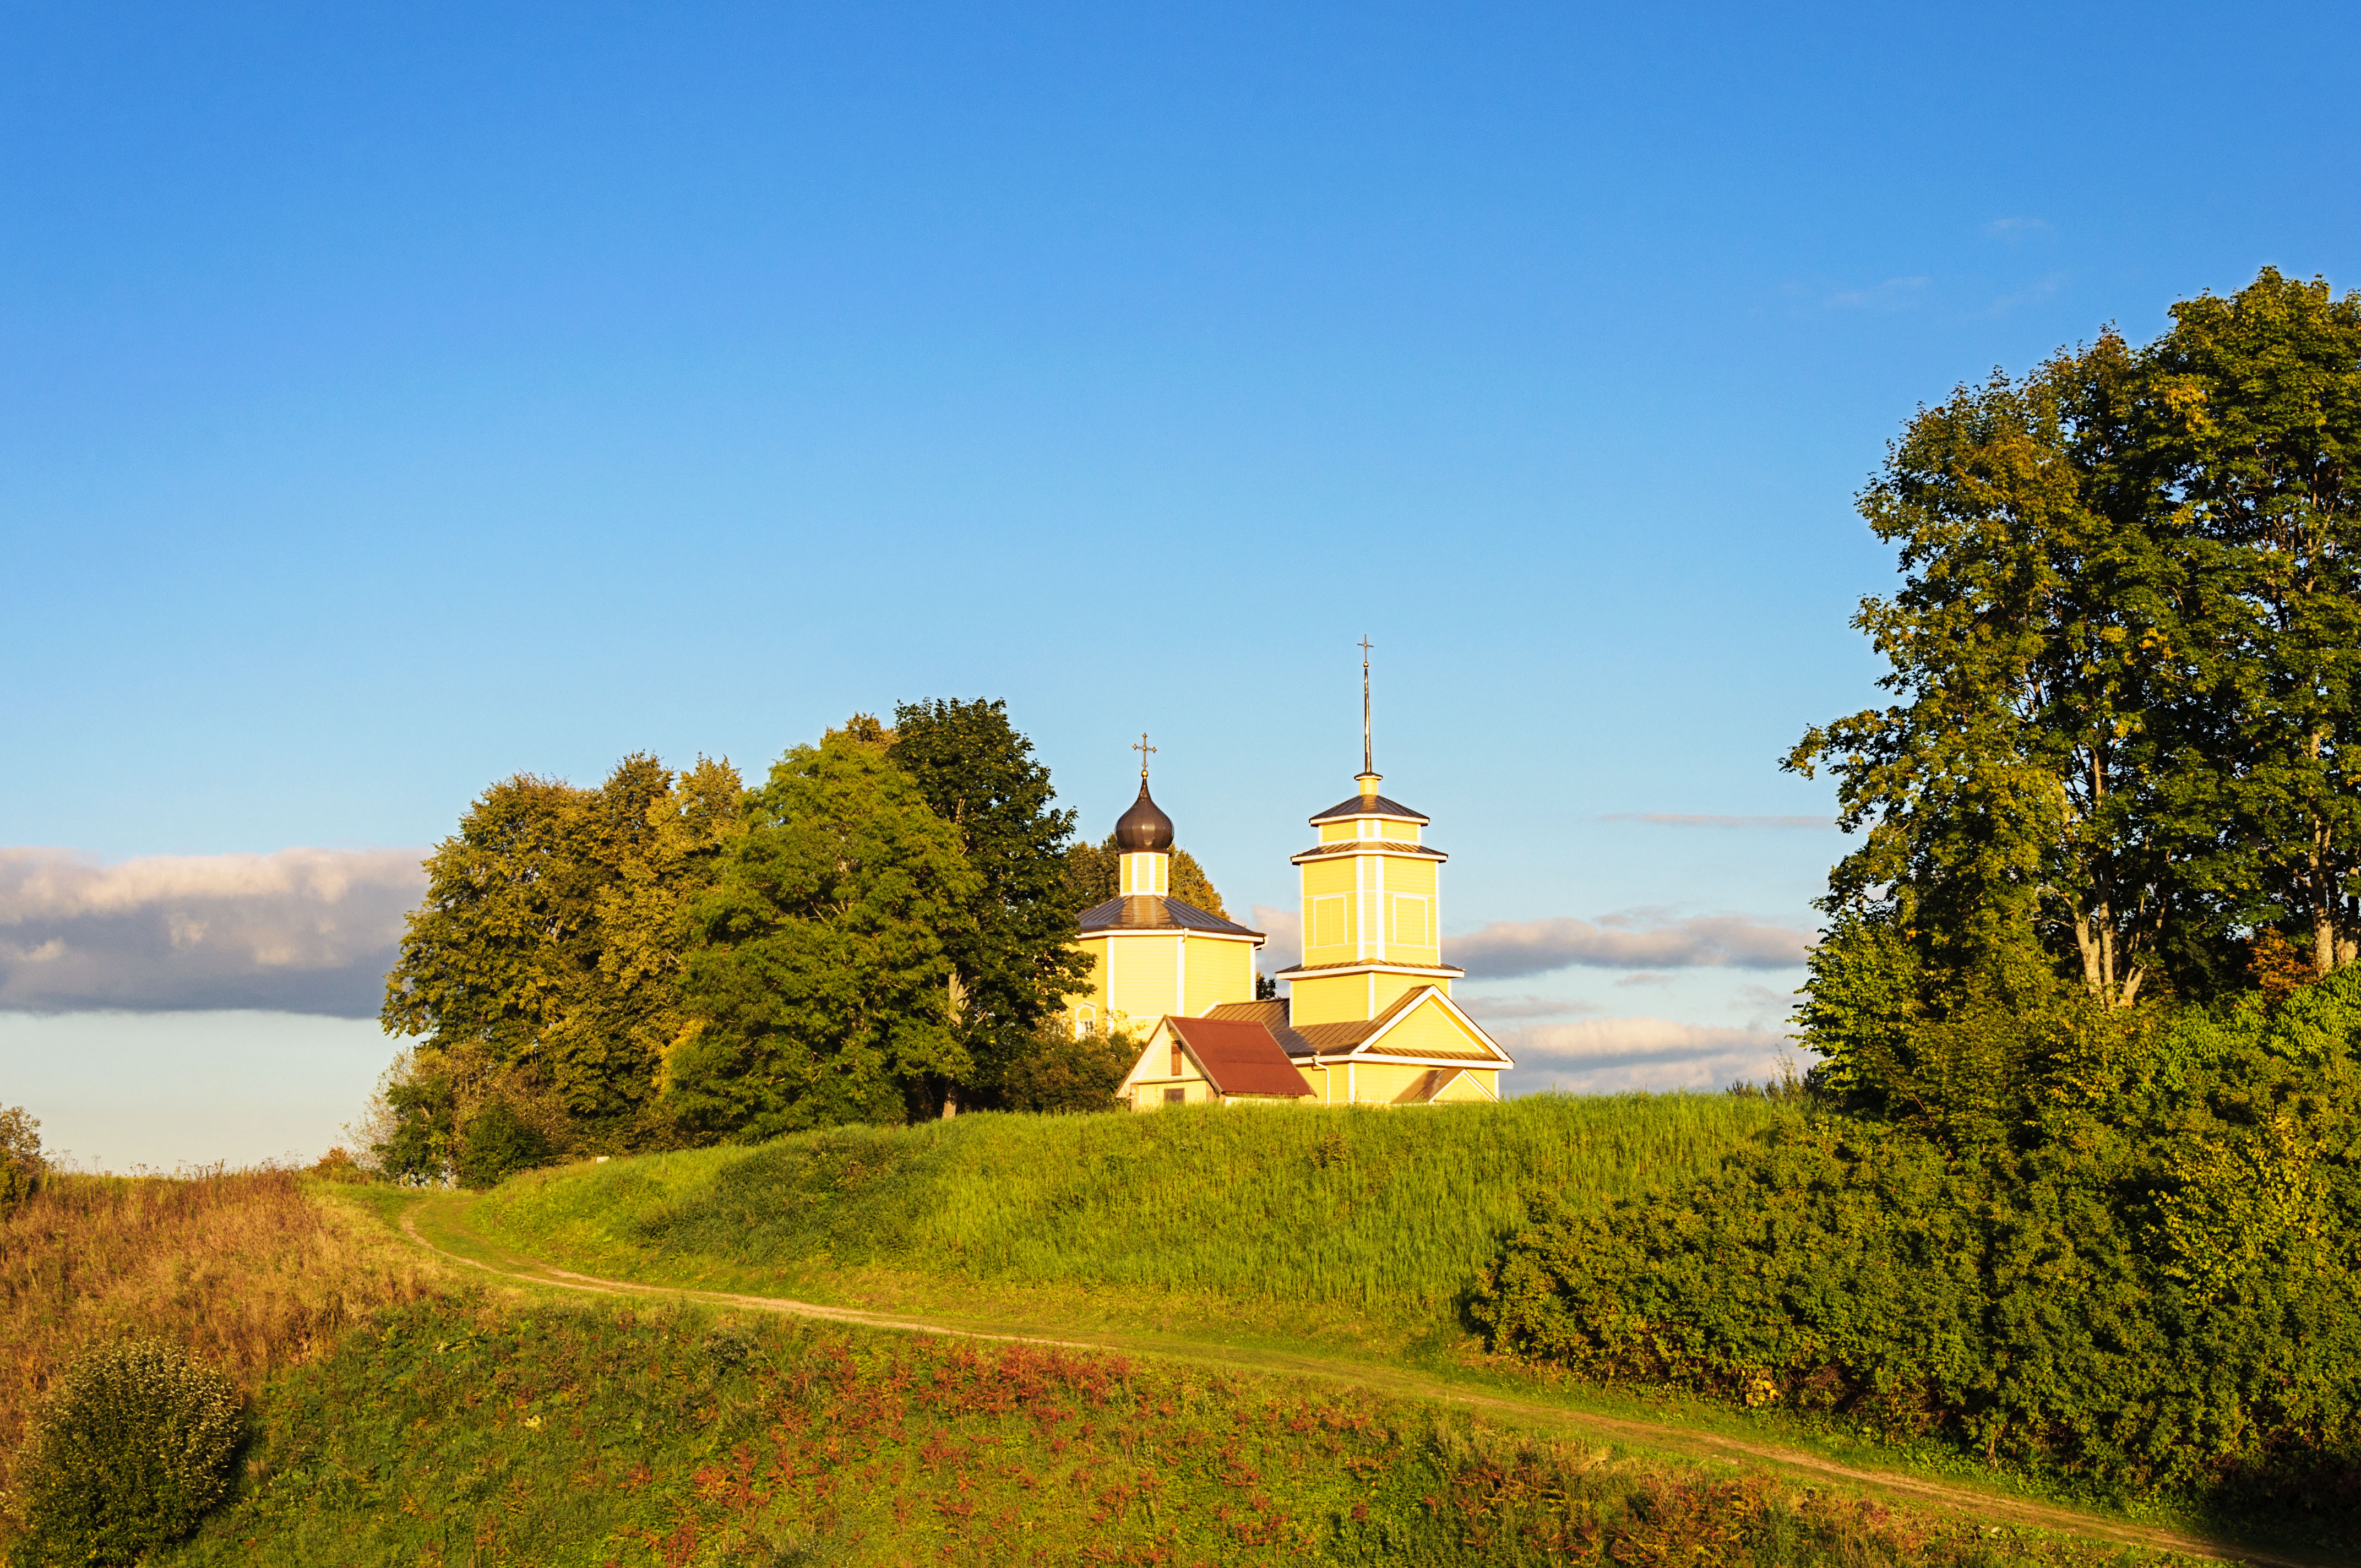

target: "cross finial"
[1359,638,1375,776]
[1133,731,1156,780]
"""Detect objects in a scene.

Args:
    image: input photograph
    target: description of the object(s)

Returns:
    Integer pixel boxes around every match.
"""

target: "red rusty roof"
[1166,1016,1314,1098]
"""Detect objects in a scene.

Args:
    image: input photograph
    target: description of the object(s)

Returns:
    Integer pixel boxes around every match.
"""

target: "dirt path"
[396,1195,2324,1568]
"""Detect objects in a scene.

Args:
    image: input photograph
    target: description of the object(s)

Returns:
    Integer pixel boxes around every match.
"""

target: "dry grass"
[0,1168,445,1531]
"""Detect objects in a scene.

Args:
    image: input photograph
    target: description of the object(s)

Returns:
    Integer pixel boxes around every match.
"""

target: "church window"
[1164,1086,1185,1104]
[1312,894,1347,949]
[1169,1044,1184,1077]
[1073,1004,1096,1039]
[1392,894,1430,946]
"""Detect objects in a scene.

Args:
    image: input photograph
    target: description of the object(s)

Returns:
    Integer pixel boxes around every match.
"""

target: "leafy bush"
[995,1023,1133,1113]
[456,1100,552,1190]
[14,1338,242,1565]
[1474,973,2361,1512]
[0,1103,42,1216]
[307,1146,368,1184]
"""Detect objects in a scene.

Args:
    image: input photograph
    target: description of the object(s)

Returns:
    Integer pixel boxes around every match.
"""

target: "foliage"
[164,1292,2169,1568]
[305,1147,367,1184]
[472,1095,1791,1325]
[1788,268,2361,1099]
[1063,834,1230,917]
[13,1339,241,1566]
[889,698,1092,1107]
[454,1100,552,1190]
[1474,970,2361,1515]
[668,728,982,1140]
[0,1167,442,1542]
[0,1103,41,1216]
[996,1022,1138,1114]
[2142,271,2361,977]
[379,754,744,1163]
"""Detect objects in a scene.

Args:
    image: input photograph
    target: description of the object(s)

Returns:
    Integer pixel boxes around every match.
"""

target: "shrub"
[1473,973,2361,1513]
[0,1103,42,1217]
[456,1099,552,1190]
[14,1338,242,1565]
[307,1146,368,1184]
[997,1023,1133,1113]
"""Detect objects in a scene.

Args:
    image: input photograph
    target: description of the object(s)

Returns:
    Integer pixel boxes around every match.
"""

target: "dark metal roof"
[1077,895,1263,938]
[1211,987,1503,1062]
[1290,1019,1383,1054]
[1271,958,1464,977]
[1292,839,1445,861]
[1206,1000,1320,1058]
[1166,1016,1314,1097]
[1308,792,1429,826]
[1113,781,1174,850]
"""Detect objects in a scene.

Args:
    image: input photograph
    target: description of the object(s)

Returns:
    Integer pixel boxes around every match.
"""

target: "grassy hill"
[469,1094,1790,1343]
[156,1285,2173,1568]
[0,1131,2216,1565]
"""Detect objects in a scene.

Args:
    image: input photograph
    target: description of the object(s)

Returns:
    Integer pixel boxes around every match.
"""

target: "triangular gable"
[1391,1066,1499,1104]
[1350,986,1514,1066]
[1119,1016,1314,1099]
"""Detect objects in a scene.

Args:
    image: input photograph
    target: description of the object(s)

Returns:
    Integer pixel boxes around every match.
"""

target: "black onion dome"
[1112,780,1174,851]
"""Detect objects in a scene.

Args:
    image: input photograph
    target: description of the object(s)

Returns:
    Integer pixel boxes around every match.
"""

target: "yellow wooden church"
[1068,707,1514,1109]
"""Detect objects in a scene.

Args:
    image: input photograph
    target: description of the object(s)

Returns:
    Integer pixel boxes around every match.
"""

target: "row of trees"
[373,701,1223,1182]
[1791,268,2361,1131]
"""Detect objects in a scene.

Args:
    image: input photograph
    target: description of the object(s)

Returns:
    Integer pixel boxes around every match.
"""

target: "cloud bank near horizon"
[0,848,425,1017]
[1501,1016,1799,1095]
[1448,912,1811,979]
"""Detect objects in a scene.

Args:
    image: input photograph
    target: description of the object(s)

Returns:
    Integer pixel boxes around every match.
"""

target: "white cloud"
[1456,993,1603,1021]
[1827,275,1929,310]
[1602,812,1833,830]
[1447,911,1812,979]
[0,847,426,1016]
[1986,269,2069,317]
[1252,903,1302,973]
[1502,1017,1800,1095]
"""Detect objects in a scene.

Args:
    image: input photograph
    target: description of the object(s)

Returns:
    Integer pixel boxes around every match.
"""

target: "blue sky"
[4,1,2355,1165]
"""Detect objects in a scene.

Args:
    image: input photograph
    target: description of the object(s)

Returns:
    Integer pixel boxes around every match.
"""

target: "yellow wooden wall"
[1433,1069,1498,1102]
[1101,933,1178,1025]
[1183,937,1255,1016]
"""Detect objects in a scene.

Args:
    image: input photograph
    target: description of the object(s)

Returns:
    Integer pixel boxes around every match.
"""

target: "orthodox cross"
[1359,636,1375,775]
[1133,732,1156,780]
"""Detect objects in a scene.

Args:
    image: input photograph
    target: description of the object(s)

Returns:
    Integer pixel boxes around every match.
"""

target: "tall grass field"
[155,1290,2172,1568]
[474,1094,1790,1317]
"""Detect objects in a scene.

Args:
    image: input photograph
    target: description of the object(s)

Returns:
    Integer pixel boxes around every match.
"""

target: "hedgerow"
[1473,973,2361,1518]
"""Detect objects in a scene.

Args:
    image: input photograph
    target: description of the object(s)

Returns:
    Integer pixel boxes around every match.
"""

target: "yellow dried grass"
[0,1168,444,1528]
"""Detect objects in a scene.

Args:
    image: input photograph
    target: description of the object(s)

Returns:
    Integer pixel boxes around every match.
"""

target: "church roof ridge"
[1076,894,1263,938]
[1307,791,1429,825]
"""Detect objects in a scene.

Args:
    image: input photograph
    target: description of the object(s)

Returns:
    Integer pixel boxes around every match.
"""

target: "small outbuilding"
[1118,1014,1314,1109]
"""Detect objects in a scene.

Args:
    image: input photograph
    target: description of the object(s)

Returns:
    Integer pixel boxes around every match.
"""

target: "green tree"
[888,699,1091,1107]
[1787,335,2190,1010]
[2144,269,2361,977]
[378,754,742,1166]
[999,1022,1138,1114]
[668,727,982,1139]
[0,1101,42,1214]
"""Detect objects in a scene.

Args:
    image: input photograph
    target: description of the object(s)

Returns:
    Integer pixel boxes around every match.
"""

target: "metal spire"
[1132,731,1156,780]
[1359,636,1375,775]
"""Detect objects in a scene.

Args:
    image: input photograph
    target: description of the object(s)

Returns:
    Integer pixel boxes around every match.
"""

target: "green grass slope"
[161,1287,2179,1568]
[470,1095,1788,1337]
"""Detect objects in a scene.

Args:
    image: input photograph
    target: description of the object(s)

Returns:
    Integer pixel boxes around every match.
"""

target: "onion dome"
[1113,780,1174,851]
